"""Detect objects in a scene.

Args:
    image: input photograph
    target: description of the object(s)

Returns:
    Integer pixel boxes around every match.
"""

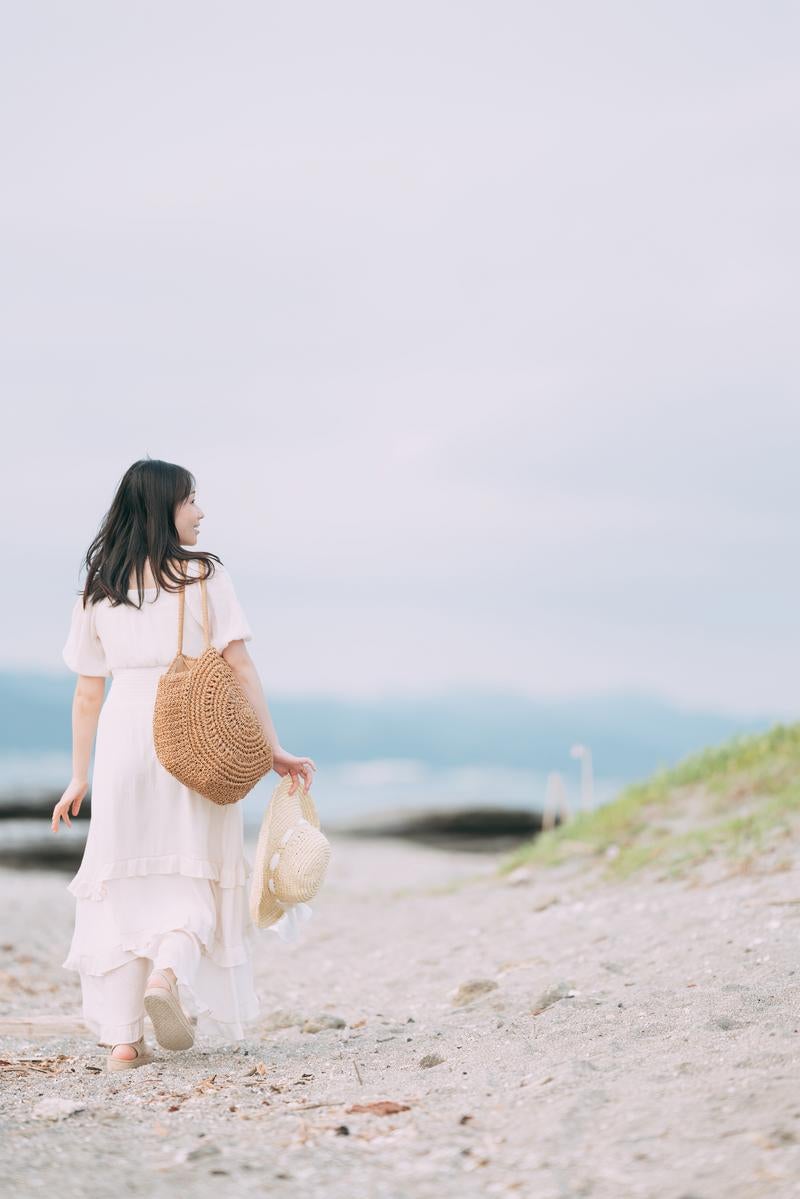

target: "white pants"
[80,929,200,1045]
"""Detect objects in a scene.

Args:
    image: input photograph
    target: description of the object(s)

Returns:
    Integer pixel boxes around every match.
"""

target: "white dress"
[61,558,262,1044]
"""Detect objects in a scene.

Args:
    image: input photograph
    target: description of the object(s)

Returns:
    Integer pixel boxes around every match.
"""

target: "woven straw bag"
[152,561,273,805]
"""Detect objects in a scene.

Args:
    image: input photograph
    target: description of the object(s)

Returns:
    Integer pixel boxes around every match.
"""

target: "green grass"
[499,722,800,882]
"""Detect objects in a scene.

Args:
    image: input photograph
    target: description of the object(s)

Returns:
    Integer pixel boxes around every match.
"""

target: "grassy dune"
[500,722,800,881]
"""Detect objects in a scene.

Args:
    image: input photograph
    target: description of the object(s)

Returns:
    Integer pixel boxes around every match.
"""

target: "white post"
[570,744,594,813]
[543,771,570,830]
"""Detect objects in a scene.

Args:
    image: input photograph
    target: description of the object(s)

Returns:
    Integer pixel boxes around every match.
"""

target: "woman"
[53,458,315,1070]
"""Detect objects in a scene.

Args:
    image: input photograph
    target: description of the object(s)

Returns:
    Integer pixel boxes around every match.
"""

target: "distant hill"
[0,671,775,782]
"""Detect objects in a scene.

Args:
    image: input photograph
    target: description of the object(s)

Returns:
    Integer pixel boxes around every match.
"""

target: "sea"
[0,750,625,833]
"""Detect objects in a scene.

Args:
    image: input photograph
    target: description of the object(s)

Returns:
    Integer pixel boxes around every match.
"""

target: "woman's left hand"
[52,777,89,832]
[271,746,316,794]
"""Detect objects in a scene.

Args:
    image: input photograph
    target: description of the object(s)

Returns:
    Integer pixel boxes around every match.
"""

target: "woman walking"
[53,458,316,1069]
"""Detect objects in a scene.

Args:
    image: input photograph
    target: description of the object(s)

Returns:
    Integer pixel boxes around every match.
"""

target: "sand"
[1,831,799,1198]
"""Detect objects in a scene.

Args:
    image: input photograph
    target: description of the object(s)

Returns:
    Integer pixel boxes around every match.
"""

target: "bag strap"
[176,559,211,655]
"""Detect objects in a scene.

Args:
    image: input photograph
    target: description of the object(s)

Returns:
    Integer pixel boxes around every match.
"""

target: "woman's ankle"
[149,966,177,985]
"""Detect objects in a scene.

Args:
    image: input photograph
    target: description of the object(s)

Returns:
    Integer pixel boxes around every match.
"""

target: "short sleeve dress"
[61,559,262,1043]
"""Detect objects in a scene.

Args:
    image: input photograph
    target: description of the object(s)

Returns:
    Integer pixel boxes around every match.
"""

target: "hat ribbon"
[266,817,313,895]
[267,900,313,943]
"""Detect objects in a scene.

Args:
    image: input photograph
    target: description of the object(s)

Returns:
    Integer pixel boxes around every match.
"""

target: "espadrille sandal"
[144,969,195,1051]
[105,1036,154,1072]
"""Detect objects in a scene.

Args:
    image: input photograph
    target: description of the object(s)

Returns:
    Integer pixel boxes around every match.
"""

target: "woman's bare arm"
[223,640,316,792]
[69,676,106,783]
[52,676,105,830]
[223,640,281,748]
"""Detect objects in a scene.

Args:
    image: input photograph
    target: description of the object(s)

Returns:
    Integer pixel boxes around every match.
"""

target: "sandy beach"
[1,828,799,1198]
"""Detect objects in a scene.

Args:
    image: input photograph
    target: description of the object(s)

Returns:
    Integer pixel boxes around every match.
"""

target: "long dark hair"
[75,458,222,608]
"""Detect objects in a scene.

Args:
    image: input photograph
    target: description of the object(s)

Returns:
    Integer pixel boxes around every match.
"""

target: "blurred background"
[0,1,797,854]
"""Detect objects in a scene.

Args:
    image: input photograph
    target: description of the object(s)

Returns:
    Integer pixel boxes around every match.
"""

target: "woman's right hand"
[271,747,316,795]
[52,778,88,832]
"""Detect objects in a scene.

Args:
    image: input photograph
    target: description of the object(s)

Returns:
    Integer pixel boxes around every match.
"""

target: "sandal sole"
[144,989,195,1051]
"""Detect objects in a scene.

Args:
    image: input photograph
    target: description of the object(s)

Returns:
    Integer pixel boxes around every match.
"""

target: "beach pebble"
[420,1053,445,1068]
[710,1015,749,1031]
[451,979,499,1006]
[176,1143,221,1164]
[302,1014,347,1033]
[32,1096,87,1121]
[506,867,533,886]
[260,1009,304,1031]
[531,980,576,1015]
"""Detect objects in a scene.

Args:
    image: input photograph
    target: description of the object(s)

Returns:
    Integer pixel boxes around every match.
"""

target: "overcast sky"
[1,2,797,718]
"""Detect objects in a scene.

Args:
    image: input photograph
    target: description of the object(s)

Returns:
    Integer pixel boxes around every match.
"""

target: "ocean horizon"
[0,750,624,832]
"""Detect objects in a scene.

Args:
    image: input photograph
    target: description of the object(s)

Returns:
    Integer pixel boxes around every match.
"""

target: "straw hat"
[249,774,331,934]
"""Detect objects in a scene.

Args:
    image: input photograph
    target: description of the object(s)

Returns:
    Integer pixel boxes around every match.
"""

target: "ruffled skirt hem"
[63,870,262,1041]
[61,920,256,975]
[68,853,249,900]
